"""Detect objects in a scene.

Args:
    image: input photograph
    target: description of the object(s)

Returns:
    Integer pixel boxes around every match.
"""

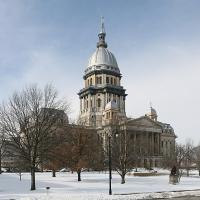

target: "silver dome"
[85,19,120,75]
[88,47,118,68]
[85,47,120,75]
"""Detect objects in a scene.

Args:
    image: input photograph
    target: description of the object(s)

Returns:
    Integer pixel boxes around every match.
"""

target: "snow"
[0,171,200,199]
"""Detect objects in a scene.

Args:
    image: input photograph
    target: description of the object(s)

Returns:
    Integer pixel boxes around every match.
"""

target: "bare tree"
[60,125,100,181]
[193,145,200,176]
[169,143,188,180]
[0,84,69,190]
[43,129,68,177]
[0,132,6,174]
[112,122,135,184]
[184,140,194,177]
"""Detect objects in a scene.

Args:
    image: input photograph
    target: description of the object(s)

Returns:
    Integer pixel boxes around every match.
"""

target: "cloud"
[123,43,200,144]
[0,0,200,145]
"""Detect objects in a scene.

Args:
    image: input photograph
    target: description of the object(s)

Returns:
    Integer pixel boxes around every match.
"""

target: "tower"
[78,18,127,128]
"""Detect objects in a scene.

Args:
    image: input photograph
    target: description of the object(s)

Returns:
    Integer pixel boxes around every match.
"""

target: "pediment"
[127,116,162,129]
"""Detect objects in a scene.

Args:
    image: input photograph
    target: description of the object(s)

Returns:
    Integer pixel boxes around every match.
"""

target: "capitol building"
[78,20,176,167]
[1,20,177,170]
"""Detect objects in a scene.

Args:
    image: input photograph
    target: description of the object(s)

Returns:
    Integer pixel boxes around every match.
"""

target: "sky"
[0,0,200,144]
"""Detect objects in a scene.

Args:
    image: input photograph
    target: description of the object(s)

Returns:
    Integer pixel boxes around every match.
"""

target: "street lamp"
[104,126,112,195]
[105,124,119,195]
[108,130,112,195]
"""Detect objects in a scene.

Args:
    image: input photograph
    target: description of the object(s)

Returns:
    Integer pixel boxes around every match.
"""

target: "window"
[96,76,102,84]
[90,78,92,85]
[106,77,109,84]
[99,76,102,84]
[111,77,113,84]
[97,98,101,107]
[114,78,116,85]
[113,94,116,102]
[130,134,134,139]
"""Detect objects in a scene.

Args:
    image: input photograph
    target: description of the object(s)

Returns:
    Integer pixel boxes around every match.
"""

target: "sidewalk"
[114,189,200,199]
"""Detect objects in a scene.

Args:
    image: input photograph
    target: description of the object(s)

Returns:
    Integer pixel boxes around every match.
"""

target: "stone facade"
[78,20,177,167]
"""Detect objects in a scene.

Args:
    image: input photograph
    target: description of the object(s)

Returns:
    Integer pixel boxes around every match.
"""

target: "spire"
[100,16,105,34]
[97,17,107,48]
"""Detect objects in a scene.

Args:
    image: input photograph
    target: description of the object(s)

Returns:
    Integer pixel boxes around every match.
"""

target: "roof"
[126,115,176,136]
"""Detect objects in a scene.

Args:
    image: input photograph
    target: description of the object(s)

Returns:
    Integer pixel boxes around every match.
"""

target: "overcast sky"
[0,0,200,144]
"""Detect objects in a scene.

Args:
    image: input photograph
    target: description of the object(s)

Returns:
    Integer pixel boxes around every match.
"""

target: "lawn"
[0,170,200,199]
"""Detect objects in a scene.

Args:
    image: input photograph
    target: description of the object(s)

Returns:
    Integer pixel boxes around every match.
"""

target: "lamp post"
[108,132,112,195]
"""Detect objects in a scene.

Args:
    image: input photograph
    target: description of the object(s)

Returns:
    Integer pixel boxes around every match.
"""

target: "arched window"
[90,100,92,107]
[90,78,92,85]
[97,98,101,107]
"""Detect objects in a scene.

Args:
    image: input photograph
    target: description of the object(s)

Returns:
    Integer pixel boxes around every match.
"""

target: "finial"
[97,16,107,48]
[100,16,105,34]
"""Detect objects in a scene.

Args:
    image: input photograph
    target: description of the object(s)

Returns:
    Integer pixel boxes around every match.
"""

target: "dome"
[88,47,118,69]
[84,20,120,75]
[150,107,157,116]
[105,100,118,110]
[146,106,158,121]
[85,47,120,75]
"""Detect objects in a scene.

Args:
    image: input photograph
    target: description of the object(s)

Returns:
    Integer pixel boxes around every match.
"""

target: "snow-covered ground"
[0,171,200,200]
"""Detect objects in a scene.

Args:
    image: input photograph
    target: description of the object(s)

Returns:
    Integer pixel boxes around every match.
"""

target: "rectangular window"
[111,77,113,85]
[99,76,102,84]
[96,76,102,85]
[106,77,109,84]
[114,78,116,85]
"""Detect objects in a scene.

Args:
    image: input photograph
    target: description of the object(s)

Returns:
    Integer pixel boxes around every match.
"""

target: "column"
[146,132,148,155]
[157,133,160,155]
[151,133,154,155]
[103,93,106,109]
[88,94,91,111]
[80,98,82,113]
[134,132,137,153]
